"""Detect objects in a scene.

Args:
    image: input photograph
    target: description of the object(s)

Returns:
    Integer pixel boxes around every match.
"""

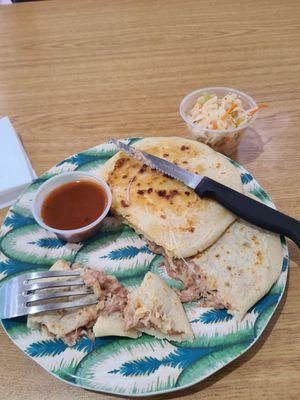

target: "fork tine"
[27,279,85,291]
[23,270,82,281]
[26,288,94,303]
[27,297,99,315]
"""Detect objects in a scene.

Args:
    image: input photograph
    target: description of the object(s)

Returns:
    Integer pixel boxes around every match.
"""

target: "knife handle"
[195,177,300,247]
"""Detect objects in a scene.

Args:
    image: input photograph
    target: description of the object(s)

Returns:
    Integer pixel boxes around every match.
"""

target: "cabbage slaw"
[189,92,266,131]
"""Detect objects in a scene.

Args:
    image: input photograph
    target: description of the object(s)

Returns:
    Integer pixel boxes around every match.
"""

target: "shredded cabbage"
[189,92,263,131]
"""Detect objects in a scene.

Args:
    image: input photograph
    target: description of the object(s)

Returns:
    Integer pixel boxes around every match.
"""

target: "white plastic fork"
[0,270,98,319]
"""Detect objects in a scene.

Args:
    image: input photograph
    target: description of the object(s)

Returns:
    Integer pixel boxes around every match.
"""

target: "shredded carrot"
[248,107,258,116]
[248,103,268,116]
[221,103,237,121]
[212,121,218,130]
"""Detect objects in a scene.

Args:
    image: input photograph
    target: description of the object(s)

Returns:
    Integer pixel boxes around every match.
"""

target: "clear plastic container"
[32,172,112,243]
[179,87,258,156]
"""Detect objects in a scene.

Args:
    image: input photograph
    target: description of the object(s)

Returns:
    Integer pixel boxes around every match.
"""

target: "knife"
[112,139,300,247]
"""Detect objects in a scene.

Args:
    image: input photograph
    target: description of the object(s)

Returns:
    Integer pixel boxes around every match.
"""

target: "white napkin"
[0,117,37,209]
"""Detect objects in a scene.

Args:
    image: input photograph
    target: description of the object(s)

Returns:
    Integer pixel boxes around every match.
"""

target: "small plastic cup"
[32,172,112,243]
[179,87,258,156]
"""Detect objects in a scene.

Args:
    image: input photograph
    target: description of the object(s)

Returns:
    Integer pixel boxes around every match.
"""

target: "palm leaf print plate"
[0,138,288,397]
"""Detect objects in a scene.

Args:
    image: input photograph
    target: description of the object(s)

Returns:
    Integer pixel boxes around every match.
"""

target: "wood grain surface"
[0,0,299,399]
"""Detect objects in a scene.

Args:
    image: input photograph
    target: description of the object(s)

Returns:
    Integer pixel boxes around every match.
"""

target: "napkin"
[0,117,37,209]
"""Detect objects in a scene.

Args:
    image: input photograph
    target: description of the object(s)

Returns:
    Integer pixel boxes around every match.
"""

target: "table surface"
[0,0,299,399]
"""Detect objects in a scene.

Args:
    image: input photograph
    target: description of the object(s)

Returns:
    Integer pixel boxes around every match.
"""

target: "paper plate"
[0,138,288,396]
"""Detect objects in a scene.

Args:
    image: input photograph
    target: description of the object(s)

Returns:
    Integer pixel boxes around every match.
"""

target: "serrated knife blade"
[112,139,203,189]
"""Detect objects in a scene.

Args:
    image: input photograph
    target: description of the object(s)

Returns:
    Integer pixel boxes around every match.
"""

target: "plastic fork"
[0,270,98,319]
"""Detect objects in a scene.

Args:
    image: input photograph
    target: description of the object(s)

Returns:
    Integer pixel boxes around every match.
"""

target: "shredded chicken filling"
[124,302,184,335]
[45,269,129,346]
[145,238,225,309]
[82,269,128,315]
[166,258,224,308]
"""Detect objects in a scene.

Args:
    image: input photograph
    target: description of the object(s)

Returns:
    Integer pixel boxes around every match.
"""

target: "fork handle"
[195,177,300,246]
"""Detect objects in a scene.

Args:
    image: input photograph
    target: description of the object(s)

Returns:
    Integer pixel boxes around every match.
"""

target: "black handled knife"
[112,139,300,247]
